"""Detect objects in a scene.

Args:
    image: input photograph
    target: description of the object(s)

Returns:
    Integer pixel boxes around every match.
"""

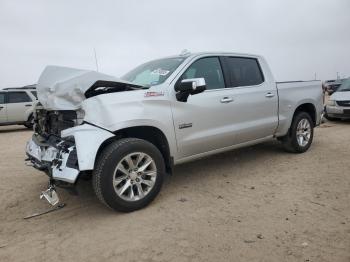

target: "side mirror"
[175,78,206,102]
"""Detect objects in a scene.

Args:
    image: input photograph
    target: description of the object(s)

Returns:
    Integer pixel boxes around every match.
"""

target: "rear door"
[6,91,33,122]
[0,92,7,123]
[220,56,278,143]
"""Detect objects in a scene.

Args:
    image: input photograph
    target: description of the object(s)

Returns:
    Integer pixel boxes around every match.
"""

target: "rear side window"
[7,92,31,103]
[180,57,225,90]
[224,57,264,87]
[31,91,38,99]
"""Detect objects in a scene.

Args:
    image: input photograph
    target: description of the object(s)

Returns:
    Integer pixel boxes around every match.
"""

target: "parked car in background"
[325,78,350,121]
[0,85,37,128]
[324,79,345,95]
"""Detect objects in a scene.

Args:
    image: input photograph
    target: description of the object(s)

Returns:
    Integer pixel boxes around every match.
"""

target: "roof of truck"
[158,51,262,61]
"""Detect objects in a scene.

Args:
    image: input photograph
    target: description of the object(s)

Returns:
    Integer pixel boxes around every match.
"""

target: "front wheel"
[280,112,314,153]
[93,138,165,212]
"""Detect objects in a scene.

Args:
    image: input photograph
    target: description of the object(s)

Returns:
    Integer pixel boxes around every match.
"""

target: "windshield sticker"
[151,68,170,76]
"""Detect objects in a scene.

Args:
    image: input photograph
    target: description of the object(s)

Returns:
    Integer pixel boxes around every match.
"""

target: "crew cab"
[0,86,37,128]
[25,52,323,212]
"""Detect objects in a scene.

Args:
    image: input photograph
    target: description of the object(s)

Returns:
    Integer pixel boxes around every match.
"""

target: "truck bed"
[275,80,323,137]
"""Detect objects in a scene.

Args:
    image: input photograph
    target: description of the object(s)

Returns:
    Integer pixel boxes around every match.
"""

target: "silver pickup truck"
[25,52,323,212]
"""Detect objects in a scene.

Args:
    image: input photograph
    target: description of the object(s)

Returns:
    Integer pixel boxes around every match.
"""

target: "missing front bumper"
[25,135,80,184]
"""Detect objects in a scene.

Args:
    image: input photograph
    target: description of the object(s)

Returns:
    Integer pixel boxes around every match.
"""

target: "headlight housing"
[327,100,335,106]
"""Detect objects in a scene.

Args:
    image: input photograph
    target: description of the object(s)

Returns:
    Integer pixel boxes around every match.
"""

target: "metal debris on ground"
[23,203,66,219]
[309,200,326,207]
[40,185,60,206]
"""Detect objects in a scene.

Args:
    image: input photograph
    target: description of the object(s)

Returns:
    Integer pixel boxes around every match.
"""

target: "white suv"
[0,87,37,128]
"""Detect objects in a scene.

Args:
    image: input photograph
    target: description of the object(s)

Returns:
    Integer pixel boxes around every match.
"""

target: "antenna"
[93,47,99,72]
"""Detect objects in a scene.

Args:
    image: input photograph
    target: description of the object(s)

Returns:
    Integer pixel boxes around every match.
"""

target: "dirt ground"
[0,121,349,262]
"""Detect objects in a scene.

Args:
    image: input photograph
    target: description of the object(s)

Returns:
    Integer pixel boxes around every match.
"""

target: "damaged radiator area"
[34,106,84,137]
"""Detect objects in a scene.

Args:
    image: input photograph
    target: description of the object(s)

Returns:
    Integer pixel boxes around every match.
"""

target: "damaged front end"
[25,108,81,206]
[25,65,143,205]
[26,108,80,184]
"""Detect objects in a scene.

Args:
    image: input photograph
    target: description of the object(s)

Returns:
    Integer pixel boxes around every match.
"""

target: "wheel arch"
[95,126,173,174]
[293,103,317,126]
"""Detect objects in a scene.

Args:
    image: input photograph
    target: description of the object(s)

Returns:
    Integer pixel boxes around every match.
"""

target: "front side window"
[0,93,5,104]
[224,57,264,87]
[7,92,31,103]
[180,57,225,90]
[122,57,186,87]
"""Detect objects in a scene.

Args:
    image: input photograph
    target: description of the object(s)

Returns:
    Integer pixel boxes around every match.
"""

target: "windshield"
[337,78,350,92]
[121,57,185,87]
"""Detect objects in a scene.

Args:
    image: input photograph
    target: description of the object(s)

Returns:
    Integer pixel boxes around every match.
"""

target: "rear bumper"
[26,135,79,183]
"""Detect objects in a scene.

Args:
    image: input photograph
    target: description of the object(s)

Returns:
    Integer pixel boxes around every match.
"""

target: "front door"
[171,56,238,158]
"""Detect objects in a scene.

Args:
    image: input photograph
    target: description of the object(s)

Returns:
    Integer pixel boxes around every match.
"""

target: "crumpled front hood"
[37,66,137,110]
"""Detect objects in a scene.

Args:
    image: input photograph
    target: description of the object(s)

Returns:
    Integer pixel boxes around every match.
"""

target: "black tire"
[280,112,314,153]
[92,138,165,212]
[24,114,34,129]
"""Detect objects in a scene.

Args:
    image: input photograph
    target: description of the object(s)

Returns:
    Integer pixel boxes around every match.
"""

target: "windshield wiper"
[85,80,149,98]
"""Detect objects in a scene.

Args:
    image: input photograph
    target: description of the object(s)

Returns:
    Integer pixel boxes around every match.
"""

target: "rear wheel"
[281,112,314,153]
[93,138,165,212]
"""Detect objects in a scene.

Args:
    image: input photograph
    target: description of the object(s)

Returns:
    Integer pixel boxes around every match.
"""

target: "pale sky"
[0,0,349,88]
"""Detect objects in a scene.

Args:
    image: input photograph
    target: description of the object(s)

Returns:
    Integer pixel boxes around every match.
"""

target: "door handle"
[25,104,32,107]
[265,93,275,98]
[0,106,3,110]
[220,97,234,103]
